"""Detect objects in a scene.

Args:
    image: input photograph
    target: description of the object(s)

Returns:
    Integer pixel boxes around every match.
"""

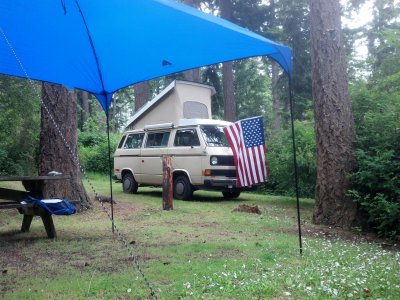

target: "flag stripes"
[223,116,267,187]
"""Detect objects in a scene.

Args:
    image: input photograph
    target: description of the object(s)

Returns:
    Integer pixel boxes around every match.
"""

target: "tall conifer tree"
[310,0,359,228]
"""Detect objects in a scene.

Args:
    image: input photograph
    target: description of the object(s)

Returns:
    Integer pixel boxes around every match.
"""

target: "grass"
[0,175,399,299]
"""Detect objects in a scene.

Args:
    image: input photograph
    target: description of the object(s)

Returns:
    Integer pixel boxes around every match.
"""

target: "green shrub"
[349,149,400,240]
[0,76,40,175]
[0,148,24,175]
[264,120,316,198]
[78,130,105,148]
[78,127,120,174]
[349,80,400,240]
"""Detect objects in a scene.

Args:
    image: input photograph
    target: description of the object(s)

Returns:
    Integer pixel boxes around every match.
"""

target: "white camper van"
[114,80,246,199]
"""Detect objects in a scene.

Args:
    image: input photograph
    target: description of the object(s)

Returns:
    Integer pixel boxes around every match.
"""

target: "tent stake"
[288,77,303,255]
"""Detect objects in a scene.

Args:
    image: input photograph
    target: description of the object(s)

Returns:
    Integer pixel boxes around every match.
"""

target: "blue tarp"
[23,196,76,215]
[0,0,292,112]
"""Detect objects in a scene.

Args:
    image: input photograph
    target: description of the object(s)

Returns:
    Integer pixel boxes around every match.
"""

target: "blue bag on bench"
[23,196,76,215]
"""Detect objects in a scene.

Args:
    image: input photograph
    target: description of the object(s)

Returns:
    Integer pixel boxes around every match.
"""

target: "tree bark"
[183,68,201,82]
[310,0,358,228]
[134,81,150,111]
[81,90,89,128]
[40,83,91,209]
[182,0,201,82]
[162,156,173,210]
[271,61,282,134]
[111,96,117,132]
[220,0,236,122]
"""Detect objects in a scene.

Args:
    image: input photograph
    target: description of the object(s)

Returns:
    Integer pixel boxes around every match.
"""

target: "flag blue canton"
[242,117,265,148]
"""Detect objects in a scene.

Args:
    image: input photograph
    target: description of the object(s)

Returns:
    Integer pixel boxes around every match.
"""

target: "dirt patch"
[86,198,143,219]
[232,204,261,214]
[301,225,400,251]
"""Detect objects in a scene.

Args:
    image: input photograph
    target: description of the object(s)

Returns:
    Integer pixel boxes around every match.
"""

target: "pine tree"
[310,0,359,228]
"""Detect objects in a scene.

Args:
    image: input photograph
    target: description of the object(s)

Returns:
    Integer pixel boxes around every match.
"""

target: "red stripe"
[256,146,264,183]
[248,147,257,184]
[260,144,267,180]
[224,124,243,186]
[252,146,261,183]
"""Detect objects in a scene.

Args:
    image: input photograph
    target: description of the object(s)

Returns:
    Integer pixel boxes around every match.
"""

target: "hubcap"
[176,181,184,195]
[123,179,131,190]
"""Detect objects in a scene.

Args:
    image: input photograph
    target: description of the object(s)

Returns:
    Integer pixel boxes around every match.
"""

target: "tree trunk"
[310,0,358,228]
[182,0,201,82]
[220,0,236,122]
[162,156,173,211]
[222,61,236,121]
[81,90,89,128]
[111,96,117,132]
[271,61,282,134]
[134,81,150,111]
[183,68,201,82]
[40,83,91,209]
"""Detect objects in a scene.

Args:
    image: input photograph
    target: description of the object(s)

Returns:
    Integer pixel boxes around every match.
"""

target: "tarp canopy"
[0,0,292,112]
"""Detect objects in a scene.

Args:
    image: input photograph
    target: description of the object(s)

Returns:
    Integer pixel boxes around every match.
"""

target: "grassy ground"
[0,175,399,299]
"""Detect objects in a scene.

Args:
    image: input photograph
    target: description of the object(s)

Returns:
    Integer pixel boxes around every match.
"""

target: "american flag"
[223,116,267,187]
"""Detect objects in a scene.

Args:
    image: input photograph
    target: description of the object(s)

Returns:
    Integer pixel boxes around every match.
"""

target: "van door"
[119,132,145,181]
[169,128,204,186]
[140,131,170,184]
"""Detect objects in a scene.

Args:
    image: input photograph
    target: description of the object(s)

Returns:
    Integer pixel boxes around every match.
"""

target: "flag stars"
[242,117,265,148]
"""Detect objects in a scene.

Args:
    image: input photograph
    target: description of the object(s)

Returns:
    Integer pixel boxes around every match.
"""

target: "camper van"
[114,118,243,199]
[114,80,244,199]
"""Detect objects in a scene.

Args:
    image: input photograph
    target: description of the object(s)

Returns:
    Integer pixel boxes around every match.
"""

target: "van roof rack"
[144,123,174,131]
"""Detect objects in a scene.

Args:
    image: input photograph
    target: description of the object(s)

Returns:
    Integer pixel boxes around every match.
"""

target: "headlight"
[210,156,218,165]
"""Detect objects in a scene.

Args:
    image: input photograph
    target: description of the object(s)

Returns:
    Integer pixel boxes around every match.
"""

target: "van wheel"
[222,190,241,199]
[122,173,138,193]
[173,175,193,200]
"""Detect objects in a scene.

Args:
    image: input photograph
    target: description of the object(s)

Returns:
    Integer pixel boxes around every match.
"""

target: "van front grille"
[211,156,235,166]
[209,170,236,177]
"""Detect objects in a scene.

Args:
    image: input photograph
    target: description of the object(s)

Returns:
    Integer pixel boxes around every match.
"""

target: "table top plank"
[0,187,29,201]
[0,201,31,209]
[0,175,70,181]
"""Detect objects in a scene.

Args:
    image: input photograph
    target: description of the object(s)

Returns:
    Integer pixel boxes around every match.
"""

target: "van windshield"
[200,125,230,147]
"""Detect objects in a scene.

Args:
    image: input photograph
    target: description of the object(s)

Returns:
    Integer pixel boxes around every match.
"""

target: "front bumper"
[204,178,237,188]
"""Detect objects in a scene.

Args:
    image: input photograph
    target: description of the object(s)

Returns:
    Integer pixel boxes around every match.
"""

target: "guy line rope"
[0,27,158,299]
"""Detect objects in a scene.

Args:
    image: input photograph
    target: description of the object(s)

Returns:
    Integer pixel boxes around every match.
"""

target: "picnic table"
[0,175,70,238]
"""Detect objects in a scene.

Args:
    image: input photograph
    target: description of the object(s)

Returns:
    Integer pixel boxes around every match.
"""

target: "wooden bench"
[0,175,70,239]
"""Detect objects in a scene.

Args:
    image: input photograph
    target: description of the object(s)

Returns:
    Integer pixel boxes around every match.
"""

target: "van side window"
[145,132,170,148]
[124,133,144,149]
[117,135,126,149]
[174,129,200,147]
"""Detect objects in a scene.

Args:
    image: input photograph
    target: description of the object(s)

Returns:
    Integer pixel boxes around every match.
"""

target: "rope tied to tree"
[1,27,158,299]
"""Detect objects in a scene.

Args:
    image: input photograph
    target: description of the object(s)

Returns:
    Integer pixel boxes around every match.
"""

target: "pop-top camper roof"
[126,80,216,130]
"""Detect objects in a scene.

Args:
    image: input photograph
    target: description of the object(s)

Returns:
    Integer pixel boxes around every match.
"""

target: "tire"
[173,175,193,200]
[222,190,241,199]
[122,173,138,193]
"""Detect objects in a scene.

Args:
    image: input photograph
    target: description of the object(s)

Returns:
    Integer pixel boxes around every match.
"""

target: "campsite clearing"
[0,175,399,299]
